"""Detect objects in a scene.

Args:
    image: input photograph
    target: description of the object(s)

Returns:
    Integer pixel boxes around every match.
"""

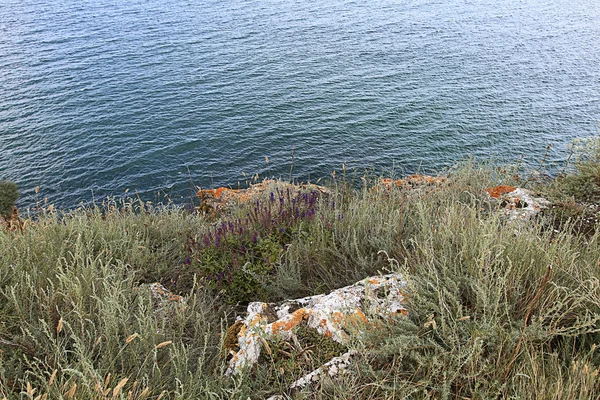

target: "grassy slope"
[2,147,600,399]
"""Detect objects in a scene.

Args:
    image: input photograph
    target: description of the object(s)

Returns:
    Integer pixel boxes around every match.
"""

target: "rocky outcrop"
[224,274,408,377]
[378,174,447,191]
[487,186,550,220]
[196,180,329,214]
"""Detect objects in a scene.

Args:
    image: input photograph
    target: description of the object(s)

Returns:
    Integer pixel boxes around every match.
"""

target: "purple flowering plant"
[184,189,338,303]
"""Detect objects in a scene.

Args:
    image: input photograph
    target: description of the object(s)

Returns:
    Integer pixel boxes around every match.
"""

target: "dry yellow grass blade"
[64,383,77,400]
[125,333,139,344]
[26,382,35,396]
[154,341,172,349]
[112,378,129,398]
[48,370,57,386]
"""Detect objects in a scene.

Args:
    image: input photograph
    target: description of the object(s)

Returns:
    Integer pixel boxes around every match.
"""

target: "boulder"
[487,186,550,220]
[224,273,408,377]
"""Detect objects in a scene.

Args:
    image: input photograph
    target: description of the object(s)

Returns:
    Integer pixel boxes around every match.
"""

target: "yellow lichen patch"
[271,308,308,333]
[368,278,380,285]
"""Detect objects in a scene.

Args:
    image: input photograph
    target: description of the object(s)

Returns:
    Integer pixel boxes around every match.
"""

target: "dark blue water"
[1,0,599,209]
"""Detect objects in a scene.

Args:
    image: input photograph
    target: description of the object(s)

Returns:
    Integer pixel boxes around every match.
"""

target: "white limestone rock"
[225,273,407,376]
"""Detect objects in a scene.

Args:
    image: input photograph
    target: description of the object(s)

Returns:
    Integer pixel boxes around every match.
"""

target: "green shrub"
[0,180,18,218]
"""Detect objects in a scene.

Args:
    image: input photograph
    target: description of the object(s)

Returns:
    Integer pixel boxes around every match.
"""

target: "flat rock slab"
[225,273,408,376]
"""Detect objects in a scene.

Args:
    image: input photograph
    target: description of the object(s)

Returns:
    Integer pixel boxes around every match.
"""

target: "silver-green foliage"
[2,155,600,399]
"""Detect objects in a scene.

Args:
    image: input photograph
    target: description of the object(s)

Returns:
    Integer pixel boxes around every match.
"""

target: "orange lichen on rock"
[213,187,233,198]
[354,309,368,323]
[331,311,344,325]
[225,273,408,376]
[319,319,333,337]
[149,282,184,303]
[248,314,266,327]
[167,293,184,302]
[271,308,309,334]
[486,185,517,198]
[343,309,370,329]
[380,178,404,190]
[488,187,550,221]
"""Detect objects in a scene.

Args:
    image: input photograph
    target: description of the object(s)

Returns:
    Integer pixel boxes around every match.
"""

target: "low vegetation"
[1,139,600,399]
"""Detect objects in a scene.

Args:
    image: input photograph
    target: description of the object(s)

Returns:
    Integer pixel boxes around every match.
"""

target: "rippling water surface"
[1,0,599,208]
